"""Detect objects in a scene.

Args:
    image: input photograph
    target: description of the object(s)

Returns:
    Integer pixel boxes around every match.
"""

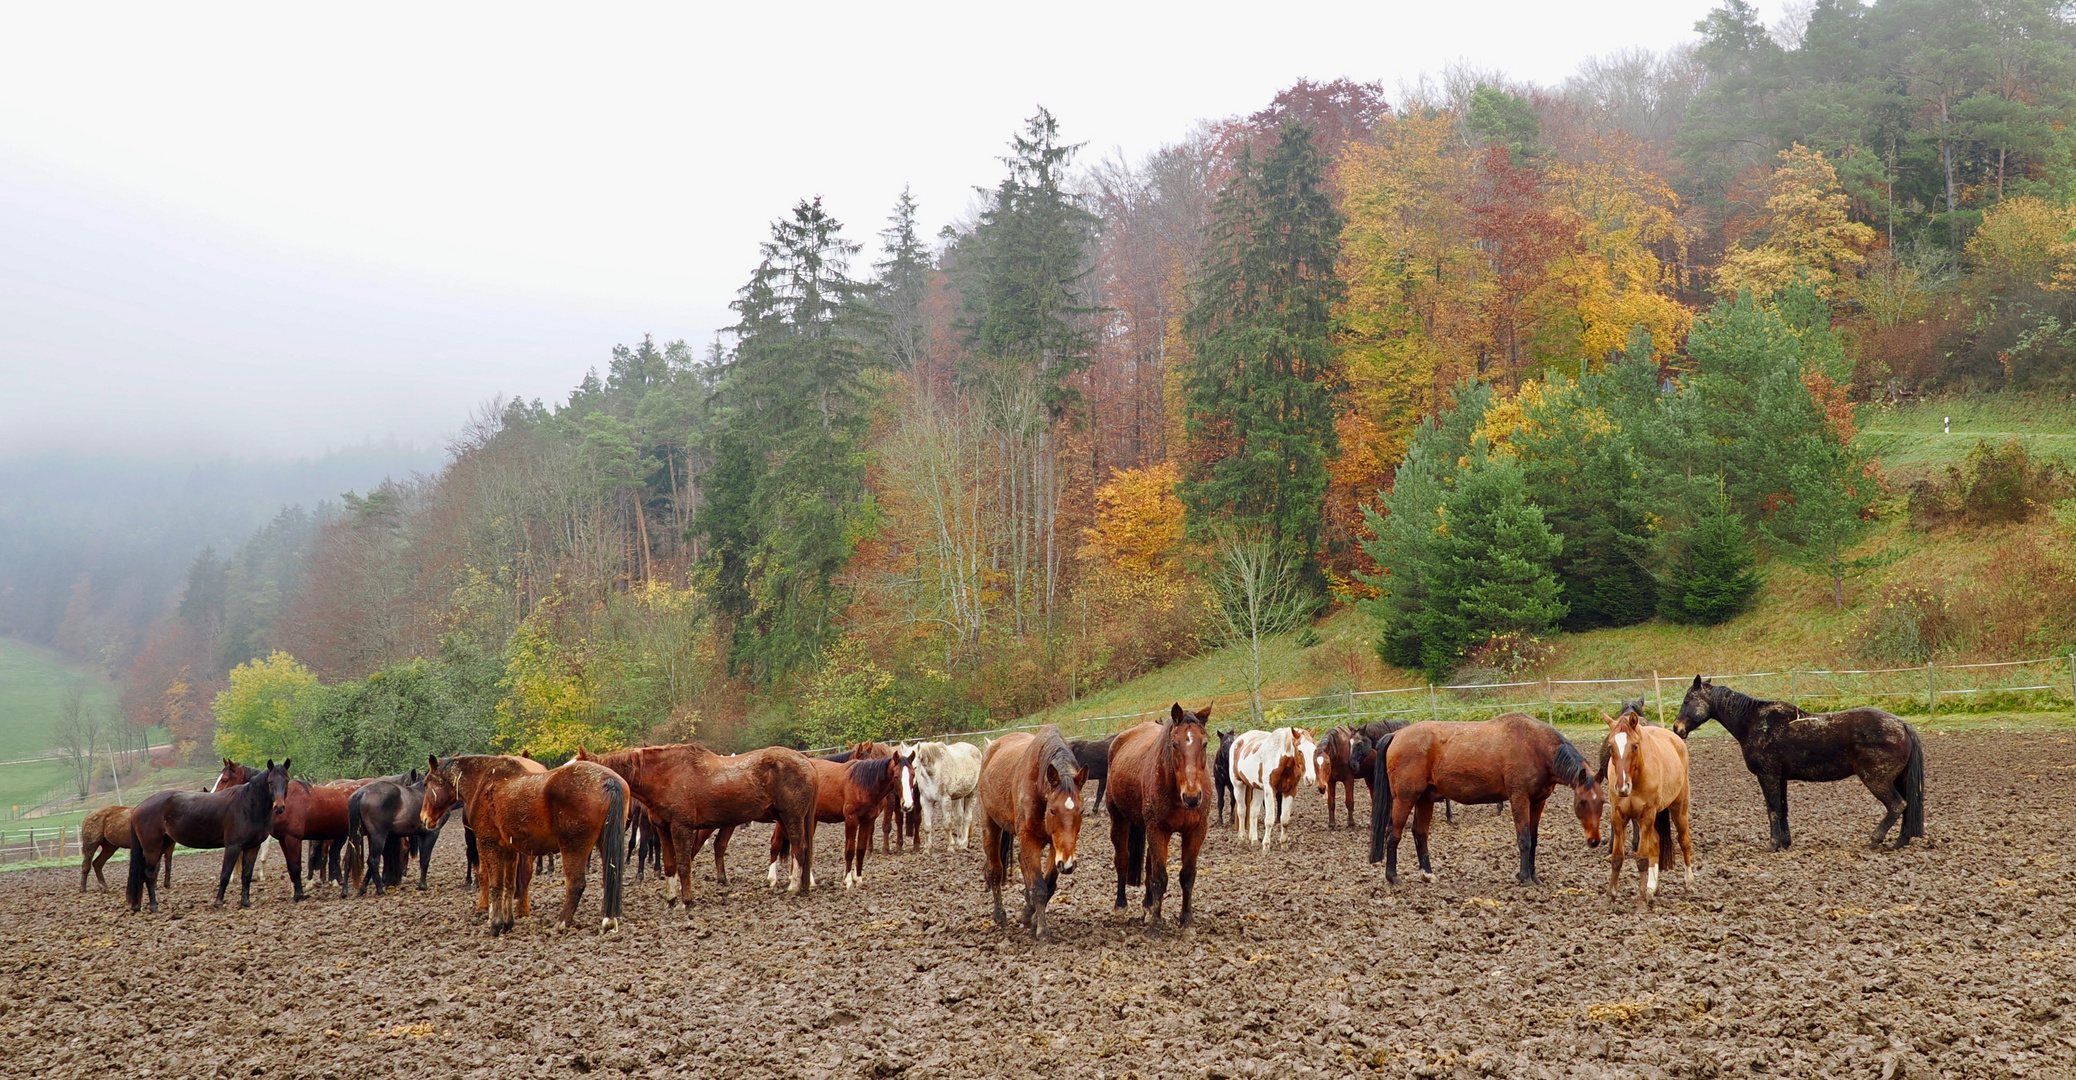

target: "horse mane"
[1710,682,1772,723]
[847,754,896,790]
[1033,729,1082,794]
[1552,739,1594,789]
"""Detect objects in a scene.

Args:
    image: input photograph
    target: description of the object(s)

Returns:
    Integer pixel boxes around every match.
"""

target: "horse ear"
[428,754,441,774]
[1691,674,1704,689]
[1045,762,1061,788]
[1170,702,1187,723]
[1075,767,1089,788]
[281,758,291,772]
[1200,703,1214,721]
[1603,713,1616,727]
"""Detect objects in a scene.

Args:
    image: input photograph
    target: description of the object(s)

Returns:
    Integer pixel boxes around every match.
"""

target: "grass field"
[0,636,118,762]
[1857,392,2076,482]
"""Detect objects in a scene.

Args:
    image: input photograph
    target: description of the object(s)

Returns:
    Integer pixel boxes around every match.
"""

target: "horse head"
[1348,732,1377,778]
[259,759,292,823]
[1165,703,1211,809]
[1294,729,1319,788]
[212,758,248,793]
[893,744,917,812]
[1314,727,1351,794]
[1671,676,1714,738]
[420,755,459,830]
[1604,711,1643,799]
[1040,748,1089,875]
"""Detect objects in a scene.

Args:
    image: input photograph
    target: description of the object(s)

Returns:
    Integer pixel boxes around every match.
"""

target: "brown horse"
[1366,713,1604,885]
[1312,727,1364,830]
[1106,703,1213,935]
[574,742,818,902]
[1604,708,1693,909]
[128,760,292,912]
[844,751,914,888]
[213,760,368,901]
[978,726,1087,942]
[79,805,166,892]
[420,755,626,935]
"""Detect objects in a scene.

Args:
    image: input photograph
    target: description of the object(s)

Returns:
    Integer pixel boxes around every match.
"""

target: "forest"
[21,0,2076,776]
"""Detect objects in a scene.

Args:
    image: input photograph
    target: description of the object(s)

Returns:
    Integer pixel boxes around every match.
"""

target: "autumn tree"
[1180,120,1344,593]
[1716,144,1877,301]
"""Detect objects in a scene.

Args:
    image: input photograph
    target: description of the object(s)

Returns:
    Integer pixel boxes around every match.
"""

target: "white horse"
[1230,727,1317,850]
[911,740,983,852]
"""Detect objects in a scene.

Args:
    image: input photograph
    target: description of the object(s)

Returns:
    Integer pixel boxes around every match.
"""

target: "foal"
[1603,709,1693,909]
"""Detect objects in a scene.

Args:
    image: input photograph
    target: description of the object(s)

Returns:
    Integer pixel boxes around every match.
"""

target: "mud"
[3,729,2072,1079]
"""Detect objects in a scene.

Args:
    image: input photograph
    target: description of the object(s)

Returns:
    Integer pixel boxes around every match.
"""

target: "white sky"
[0,1,1778,459]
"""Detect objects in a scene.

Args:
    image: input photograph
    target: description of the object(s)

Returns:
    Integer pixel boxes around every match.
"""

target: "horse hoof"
[600,918,619,934]
[1419,872,1435,884]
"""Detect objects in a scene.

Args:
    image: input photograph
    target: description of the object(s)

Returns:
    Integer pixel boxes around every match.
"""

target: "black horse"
[344,775,450,896]
[628,801,663,881]
[127,759,292,912]
[1211,730,1238,825]
[1673,676,1925,850]
[1068,736,1114,816]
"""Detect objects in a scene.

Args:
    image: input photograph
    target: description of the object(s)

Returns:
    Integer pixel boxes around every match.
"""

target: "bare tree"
[1206,527,1314,724]
[49,682,103,799]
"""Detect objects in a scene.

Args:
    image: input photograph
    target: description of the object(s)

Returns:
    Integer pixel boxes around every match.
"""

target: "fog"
[0,0,1756,460]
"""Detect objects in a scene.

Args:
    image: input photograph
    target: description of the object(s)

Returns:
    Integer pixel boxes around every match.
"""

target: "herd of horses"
[75,676,1929,937]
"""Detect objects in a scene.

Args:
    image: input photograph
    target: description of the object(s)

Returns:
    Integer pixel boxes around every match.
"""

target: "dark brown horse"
[344,774,451,896]
[1312,727,1364,830]
[420,755,626,935]
[1212,729,1238,825]
[1673,676,1925,850]
[843,752,914,888]
[573,743,818,902]
[128,760,292,912]
[80,805,167,892]
[1366,714,1604,885]
[1106,703,1212,935]
[212,760,369,900]
[1068,735,1114,816]
[978,726,1087,942]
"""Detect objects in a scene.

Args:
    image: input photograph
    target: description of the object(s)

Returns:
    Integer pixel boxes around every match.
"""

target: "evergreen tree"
[1414,454,1566,682]
[1660,489,1762,624]
[1179,120,1344,590]
[1358,380,1492,671]
[1511,372,1659,629]
[697,198,878,683]
[874,187,934,372]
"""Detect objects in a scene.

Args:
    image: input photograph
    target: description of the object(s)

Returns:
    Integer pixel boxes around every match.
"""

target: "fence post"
[1346,685,1355,721]
[1545,677,1556,723]
[1926,661,1937,716]
[1653,671,1665,724]
[1788,668,1798,709]
[2068,653,2076,719]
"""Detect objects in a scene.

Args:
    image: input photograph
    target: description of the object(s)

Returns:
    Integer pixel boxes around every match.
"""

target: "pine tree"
[1359,381,1493,670]
[1179,120,1344,591]
[1660,490,1761,624]
[874,187,934,373]
[1414,455,1566,682]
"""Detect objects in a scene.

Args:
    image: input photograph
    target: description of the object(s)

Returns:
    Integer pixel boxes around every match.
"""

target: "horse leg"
[1344,781,1357,832]
[214,846,241,907]
[91,843,115,891]
[559,843,589,930]
[1606,806,1629,898]
[1410,798,1436,882]
[712,825,733,885]
[983,820,1009,930]
[1511,796,1539,885]
[1143,828,1173,936]
[1674,794,1695,887]
[1384,794,1411,884]
[418,828,439,891]
[480,844,506,935]
[1860,770,1906,850]
[239,845,261,908]
[1636,808,1663,910]
[1177,825,1204,928]
[1324,784,1336,831]
[1762,771,1792,851]
[516,849,535,918]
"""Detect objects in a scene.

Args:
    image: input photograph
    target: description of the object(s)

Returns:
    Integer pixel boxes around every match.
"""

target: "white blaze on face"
[1064,797,1075,811]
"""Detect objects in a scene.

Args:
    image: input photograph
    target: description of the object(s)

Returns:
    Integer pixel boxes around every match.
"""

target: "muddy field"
[3,729,2072,1079]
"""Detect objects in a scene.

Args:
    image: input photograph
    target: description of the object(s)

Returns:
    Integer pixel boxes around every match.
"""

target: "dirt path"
[3,730,2071,1078]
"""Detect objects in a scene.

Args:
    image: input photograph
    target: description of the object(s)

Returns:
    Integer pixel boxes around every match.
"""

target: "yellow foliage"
[1540,140,1692,361]
[1966,195,2076,292]
[1717,144,1877,301]
[213,651,322,764]
[1081,461,1186,575]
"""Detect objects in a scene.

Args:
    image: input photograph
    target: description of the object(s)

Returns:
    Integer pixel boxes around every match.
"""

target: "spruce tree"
[1359,380,1493,670]
[874,187,933,372]
[1179,120,1344,591]
[1413,455,1566,682]
[1660,490,1762,624]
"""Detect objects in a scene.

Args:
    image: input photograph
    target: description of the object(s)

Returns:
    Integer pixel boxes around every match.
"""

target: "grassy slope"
[1028,394,2076,737]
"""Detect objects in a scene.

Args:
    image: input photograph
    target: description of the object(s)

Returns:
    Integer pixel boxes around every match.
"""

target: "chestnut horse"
[1366,713,1604,885]
[420,755,626,935]
[765,745,890,890]
[844,751,915,888]
[1106,703,1212,935]
[1604,708,1693,909]
[978,726,1087,942]
[1674,676,1926,851]
[213,760,370,900]
[128,760,292,912]
[1312,727,1364,830]
[574,742,819,902]
[80,805,167,892]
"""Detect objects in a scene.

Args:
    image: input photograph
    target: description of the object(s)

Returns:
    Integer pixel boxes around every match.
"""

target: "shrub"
[1464,632,1555,678]
[1855,582,1956,663]
[1915,438,2068,526]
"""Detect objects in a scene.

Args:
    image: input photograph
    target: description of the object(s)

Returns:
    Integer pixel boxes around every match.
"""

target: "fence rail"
[807,653,2076,754]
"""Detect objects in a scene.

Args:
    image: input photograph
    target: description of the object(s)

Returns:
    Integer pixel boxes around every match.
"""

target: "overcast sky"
[0,1,1782,460]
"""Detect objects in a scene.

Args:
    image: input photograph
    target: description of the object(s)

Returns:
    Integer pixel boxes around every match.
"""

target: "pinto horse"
[1604,708,1693,909]
[128,760,292,912]
[574,743,818,902]
[978,726,1087,942]
[1312,727,1365,830]
[1673,676,1926,851]
[844,752,915,888]
[420,755,626,935]
[1367,714,1604,885]
[344,775,452,897]
[1230,728,1316,850]
[1106,703,1212,935]
[213,760,371,901]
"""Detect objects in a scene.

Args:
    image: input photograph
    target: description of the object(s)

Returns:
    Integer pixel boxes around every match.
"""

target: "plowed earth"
[3,730,2073,1079]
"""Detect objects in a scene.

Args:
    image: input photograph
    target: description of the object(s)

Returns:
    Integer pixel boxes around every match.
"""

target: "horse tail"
[1899,723,1926,843]
[1367,732,1396,864]
[600,774,626,921]
[126,830,147,910]
[1126,821,1147,888]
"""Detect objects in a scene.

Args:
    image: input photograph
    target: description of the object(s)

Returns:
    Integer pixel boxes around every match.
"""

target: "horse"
[80,805,165,892]
[1106,704,1212,935]
[911,740,983,852]
[628,801,664,881]
[1211,730,1237,826]
[1312,727,1365,830]
[420,755,626,935]
[1348,721,1462,825]
[212,759,372,901]
[1068,736,1114,816]
[1604,707,1693,909]
[843,752,915,888]
[127,760,292,912]
[344,775,453,896]
[573,743,818,902]
[1230,728,1317,850]
[1673,675,1926,851]
[978,726,1087,942]
[1366,714,1605,885]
